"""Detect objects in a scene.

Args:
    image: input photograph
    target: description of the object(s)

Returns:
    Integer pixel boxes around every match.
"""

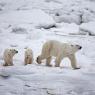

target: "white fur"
[3,49,18,66]
[24,48,33,65]
[37,40,81,69]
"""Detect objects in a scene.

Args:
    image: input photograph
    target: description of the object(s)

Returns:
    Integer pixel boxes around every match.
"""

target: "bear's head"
[70,44,82,53]
[9,49,18,56]
[36,56,42,64]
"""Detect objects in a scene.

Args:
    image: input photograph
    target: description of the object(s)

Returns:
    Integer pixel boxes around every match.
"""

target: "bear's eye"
[71,45,73,47]
[76,45,79,47]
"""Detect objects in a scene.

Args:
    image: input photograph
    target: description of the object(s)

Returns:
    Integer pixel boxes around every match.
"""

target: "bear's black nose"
[16,51,18,53]
[79,46,82,49]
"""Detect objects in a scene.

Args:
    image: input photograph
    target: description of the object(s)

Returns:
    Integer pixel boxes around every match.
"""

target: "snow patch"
[0,9,55,28]
[79,21,95,36]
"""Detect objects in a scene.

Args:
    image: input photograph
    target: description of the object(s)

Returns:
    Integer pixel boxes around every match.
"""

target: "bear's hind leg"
[46,56,52,67]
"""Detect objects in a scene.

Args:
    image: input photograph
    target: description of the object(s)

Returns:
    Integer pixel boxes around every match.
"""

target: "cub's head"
[70,44,82,53]
[9,49,18,56]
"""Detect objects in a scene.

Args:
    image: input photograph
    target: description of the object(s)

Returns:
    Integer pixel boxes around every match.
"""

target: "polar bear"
[3,49,18,66]
[24,48,33,65]
[36,40,82,69]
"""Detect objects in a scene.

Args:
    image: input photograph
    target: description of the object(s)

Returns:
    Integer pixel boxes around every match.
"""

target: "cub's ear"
[10,49,12,51]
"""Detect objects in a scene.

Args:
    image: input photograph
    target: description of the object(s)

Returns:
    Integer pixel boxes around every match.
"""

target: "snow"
[50,0,95,24]
[0,9,55,28]
[53,13,82,24]
[0,0,95,95]
[79,21,95,36]
[51,23,80,35]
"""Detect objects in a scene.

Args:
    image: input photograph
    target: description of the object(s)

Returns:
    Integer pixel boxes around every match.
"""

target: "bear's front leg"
[68,54,80,69]
[55,56,62,67]
[46,56,52,67]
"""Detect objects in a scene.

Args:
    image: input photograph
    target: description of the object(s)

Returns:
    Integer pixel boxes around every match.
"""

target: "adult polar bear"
[36,40,82,69]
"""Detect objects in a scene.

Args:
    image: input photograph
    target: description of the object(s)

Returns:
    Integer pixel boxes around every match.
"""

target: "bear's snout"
[16,51,18,53]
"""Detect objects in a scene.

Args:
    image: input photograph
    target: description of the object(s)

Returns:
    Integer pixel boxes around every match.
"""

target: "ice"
[0,0,95,95]
[79,21,95,36]
[0,9,55,28]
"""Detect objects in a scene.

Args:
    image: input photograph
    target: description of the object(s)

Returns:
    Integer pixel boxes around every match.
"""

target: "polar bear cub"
[36,40,82,69]
[3,49,18,66]
[24,48,33,65]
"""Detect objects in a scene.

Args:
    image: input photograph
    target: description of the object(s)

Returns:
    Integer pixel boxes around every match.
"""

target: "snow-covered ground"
[0,0,95,95]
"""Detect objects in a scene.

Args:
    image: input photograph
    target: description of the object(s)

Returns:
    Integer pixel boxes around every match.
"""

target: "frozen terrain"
[0,0,95,95]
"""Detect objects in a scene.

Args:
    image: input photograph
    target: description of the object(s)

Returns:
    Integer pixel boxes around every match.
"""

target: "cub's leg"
[3,61,13,66]
[29,58,33,64]
[24,57,28,65]
[9,61,13,66]
[3,62,8,66]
